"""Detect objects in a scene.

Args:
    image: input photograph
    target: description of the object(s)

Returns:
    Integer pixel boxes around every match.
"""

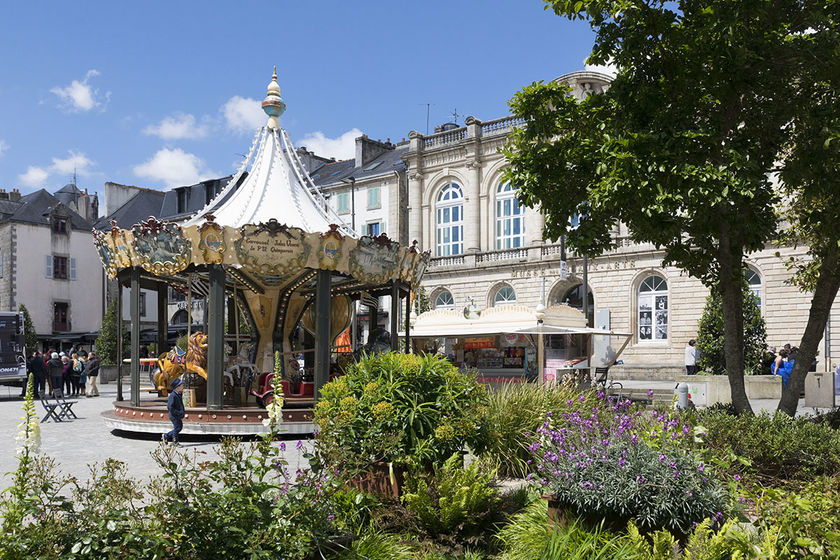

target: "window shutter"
[70,258,77,281]
[45,256,53,279]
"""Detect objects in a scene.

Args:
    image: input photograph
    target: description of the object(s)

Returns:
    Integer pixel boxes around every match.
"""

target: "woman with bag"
[73,353,87,397]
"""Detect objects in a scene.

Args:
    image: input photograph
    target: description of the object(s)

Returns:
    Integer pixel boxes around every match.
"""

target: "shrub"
[532,399,728,534]
[754,476,840,558]
[696,281,767,375]
[480,383,646,478]
[95,299,119,365]
[402,453,499,539]
[495,500,637,560]
[314,352,488,469]
[699,410,840,481]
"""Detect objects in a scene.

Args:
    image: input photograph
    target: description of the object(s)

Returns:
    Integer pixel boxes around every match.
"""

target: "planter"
[676,374,782,406]
[543,495,568,528]
[347,462,408,500]
[99,365,119,384]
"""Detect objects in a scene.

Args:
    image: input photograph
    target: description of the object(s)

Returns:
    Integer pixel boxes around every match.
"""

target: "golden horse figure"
[153,332,209,395]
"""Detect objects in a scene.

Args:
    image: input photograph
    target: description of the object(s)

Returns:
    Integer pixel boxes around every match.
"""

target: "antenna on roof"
[451,108,459,125]
[73,166,77,186]
[419,103,433,135]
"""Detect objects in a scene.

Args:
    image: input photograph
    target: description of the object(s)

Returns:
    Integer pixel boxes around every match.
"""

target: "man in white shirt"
[685,339,698,375]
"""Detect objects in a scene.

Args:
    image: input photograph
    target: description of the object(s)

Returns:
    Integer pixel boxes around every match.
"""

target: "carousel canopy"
[405,304,594,338]
[184,68,350,234]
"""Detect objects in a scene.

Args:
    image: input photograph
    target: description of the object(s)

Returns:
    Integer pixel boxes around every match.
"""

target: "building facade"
[0,185,104,350]
[401,71,837,376]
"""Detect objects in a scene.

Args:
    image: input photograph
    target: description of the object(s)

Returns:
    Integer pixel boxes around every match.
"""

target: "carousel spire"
[261,66,286,131]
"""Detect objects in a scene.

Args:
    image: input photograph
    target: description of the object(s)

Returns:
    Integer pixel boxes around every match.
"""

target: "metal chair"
[593,367,623,400]
[40,395,62,423]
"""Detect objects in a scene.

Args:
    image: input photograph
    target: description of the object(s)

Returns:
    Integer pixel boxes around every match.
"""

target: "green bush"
[402,453,499,539]
[314,352,488,469]
[754,476,840,558]
[699,410,840,481]
[95,299,120,366]
[696,280,767,375]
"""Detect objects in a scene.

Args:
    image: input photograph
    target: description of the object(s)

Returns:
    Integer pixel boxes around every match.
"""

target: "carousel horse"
[224,342,257,395]
[152,332,209,396]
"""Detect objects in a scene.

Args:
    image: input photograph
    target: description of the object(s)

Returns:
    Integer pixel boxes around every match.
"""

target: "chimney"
[355,134,394,168]
[0,189,8,201]
[8,188,20,202]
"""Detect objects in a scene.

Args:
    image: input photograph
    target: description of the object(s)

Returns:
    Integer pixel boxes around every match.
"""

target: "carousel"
[97,69,429,435]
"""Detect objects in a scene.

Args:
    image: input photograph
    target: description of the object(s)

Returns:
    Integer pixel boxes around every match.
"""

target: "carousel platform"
[103,398,315,436]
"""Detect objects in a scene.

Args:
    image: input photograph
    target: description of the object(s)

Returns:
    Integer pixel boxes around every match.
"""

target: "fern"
[402,453,498,537]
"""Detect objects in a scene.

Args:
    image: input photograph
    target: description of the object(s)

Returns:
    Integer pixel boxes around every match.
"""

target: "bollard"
[675,382,689,410]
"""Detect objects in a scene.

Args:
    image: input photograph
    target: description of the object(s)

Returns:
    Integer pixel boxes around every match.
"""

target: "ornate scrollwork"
[131,217,191,276]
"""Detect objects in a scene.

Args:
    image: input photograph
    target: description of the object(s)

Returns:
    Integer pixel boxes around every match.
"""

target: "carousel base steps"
[102,410,314,436]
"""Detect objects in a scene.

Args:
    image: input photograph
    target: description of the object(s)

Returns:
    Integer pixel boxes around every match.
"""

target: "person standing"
[163,378,186,445]
[47,352,64,397]
[29,351,46,399]
[61,354,74,396]
[73,353,86,397]
[85,352,100,397]
[684,339,699,375]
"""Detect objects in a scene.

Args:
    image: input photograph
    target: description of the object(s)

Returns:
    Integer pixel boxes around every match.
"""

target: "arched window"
[495,183,525,249]
[436,183,464,256]
[745,267,762,309]
[638,275,668,341]
[433,290,455,310]
[493,285,517,306]
[556,283,594,325]
[171,309,188,325]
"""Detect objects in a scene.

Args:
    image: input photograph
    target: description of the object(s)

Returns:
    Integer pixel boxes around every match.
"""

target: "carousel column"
[130,267,141,407]
[156,284,168,356]
[314,270,331,400]
[206,265,226,410]
[404,289,411,353]
[390,283,399,351]
[117,279,124,402]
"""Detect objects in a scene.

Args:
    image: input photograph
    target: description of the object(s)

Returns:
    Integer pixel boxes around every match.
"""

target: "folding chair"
[594,367,623,400]
[40,395,62,423]
[55,394,78,420]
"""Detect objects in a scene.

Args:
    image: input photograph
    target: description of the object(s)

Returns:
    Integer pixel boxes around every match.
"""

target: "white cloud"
[222,96,265,134]
[133,148,217,188]
[18,166,49,187]
[584,60,618,77]
[51,150,94,176]
[50,69,109,112]
[143,113,210,140]
[0,140,7,157]
[297,128,362,161]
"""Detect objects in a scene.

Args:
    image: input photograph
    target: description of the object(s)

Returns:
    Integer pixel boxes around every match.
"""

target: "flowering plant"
[531,393,728,534]
[314,352,488,470]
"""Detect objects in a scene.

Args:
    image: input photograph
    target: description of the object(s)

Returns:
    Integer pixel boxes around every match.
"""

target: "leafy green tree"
[696,280,767,376]
[414,285,431,314]
[18,304,38,355]
[504,0,833,414]
[96,299,119,366]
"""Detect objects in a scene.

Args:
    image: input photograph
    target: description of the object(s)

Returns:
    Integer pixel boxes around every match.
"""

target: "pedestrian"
[62,354,74,396]
[47,352,63,397]
[29,351,46,399]
[73,352,87,397]
[684,339,698,375]
[163,377,186,445]
[85,352,100,397]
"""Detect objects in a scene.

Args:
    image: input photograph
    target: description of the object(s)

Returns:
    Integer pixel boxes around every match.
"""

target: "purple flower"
[733,474,741,482]
[579,395,586,403]
[296,440,303,450]
[647,389,654,397]
[279,442,286,451]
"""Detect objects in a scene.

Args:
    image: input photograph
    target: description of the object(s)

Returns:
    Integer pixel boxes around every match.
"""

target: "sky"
[0,1,606,202]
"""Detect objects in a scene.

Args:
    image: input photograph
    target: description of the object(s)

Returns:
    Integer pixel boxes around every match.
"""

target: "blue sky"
[0,1,602,200]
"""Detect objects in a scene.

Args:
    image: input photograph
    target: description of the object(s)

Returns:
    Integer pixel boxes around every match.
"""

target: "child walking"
[163,378,186,445]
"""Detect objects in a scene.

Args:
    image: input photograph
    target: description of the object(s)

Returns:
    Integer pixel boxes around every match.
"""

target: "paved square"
[0,382,312,486]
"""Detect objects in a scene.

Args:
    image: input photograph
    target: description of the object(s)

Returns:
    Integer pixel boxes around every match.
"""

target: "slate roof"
[310,144,408,189]
[93,189,166,230]
[2,189,93,230]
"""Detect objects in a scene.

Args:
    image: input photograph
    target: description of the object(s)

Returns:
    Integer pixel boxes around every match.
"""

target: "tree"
[18,304,38,354]
[773,20,840,415]
[96,299,119,366]
[503,0,831,414]
[696,280,767,376]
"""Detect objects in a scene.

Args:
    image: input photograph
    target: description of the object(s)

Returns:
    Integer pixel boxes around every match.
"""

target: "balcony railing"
[423,127,467,149]
[53,321,69,332]
[476,247,528,263]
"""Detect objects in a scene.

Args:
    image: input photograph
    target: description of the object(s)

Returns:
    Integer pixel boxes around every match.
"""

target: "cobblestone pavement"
[0,382,312,486]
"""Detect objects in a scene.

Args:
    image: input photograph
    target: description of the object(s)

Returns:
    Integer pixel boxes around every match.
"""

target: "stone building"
[0,184,103,350]
[402,70,835,378]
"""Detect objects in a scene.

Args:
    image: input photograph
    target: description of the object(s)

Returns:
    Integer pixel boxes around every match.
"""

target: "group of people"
[25,348,100,399]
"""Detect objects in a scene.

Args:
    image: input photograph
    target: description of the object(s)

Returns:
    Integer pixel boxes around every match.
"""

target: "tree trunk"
[778,245,840,415]
[718,223,753,414]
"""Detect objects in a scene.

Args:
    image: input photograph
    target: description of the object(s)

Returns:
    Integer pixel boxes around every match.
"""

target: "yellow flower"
[371,401,394,420]
[434,424,456,441]
[364,381,380,394]
[340,396,359,410]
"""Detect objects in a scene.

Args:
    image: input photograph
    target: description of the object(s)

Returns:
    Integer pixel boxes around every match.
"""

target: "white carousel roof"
[184,69,354,235]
